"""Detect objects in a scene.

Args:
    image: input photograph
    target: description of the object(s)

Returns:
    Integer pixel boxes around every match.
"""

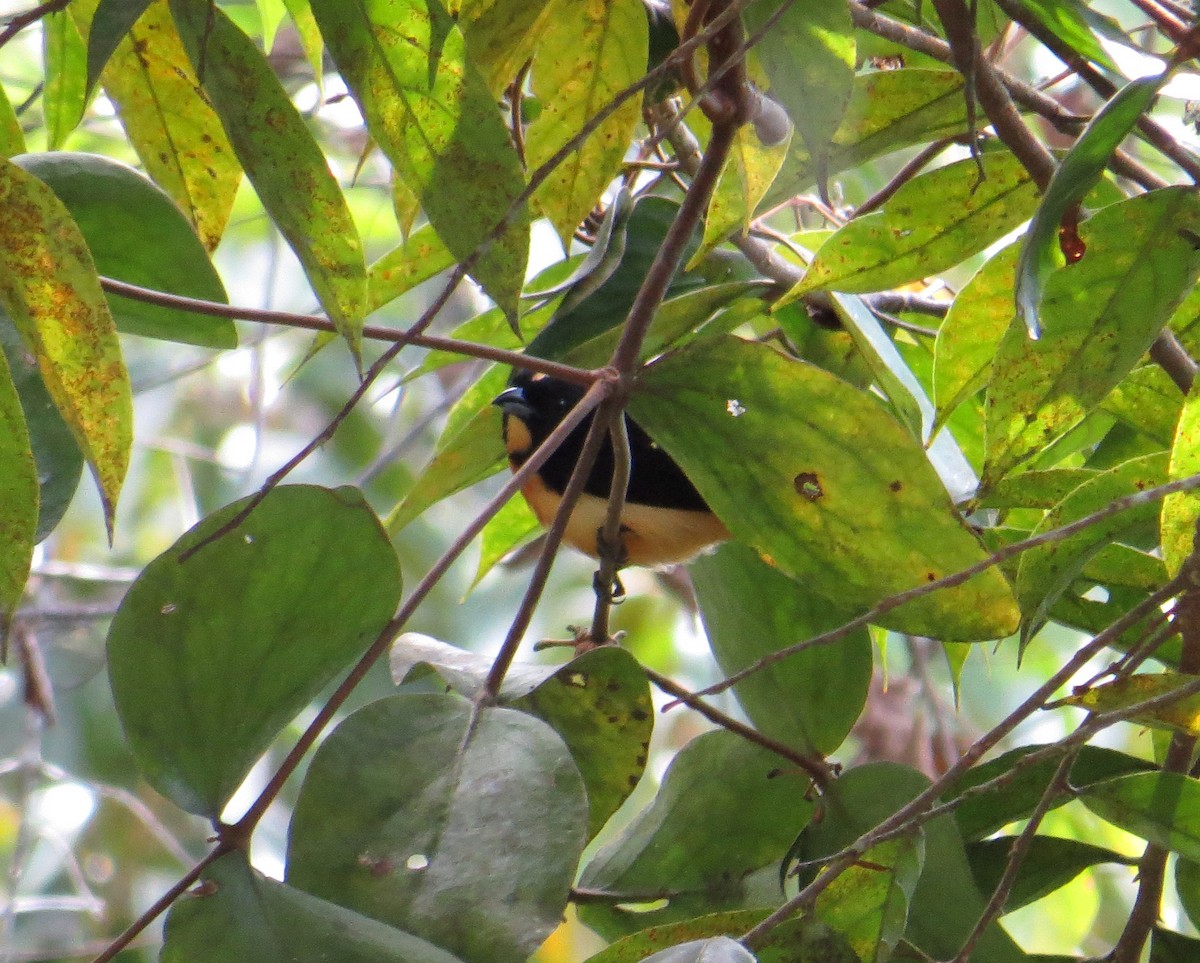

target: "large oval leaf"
[984,188,1200,489]
[1082,772,1200,862]
[690,542,870,755]
[162,852,466,963]
[106,485,401,816]
[14,152,234,348]
[630,336,1019,641]
[287,693,587,963]
[0,157,131,533]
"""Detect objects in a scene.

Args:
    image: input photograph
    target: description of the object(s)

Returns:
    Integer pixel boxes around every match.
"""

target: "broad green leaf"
[814,835,924,963]
[793,763,1027,963]
[966,835,1134,912]
[1082,772,1200,861]
[91,0,240,250]
[1017,0,1121,73]
[472,497,540,585]
[1101,365,1183,447]
[14,152,234,348]
[583,911,858,963]
[1014,452,1166,646]
[784,153,1038,300]
[578,731,816,937]
[745,0,853,192]
[43,10,88,149]
[85,0,154,91]
[631,337,1019,641]
[106,485,401,816]
[984,189,1200,489]
[1016,72,1170,336]
[1162,383,1200,573]
[0,349,36,623]
[458,0,556,95]
[385,365,508,535]
[526,0,647,247]
[282,0,324,81]
[0,83,26,157]
[947,744,1154,842]
[368,223,457,313]
[0,158,131,534]
[1154,927,1200,963]
[171,0,367,355]
[695,124,792,264]
[287,693,587,963]
[1055,673,1200,737]
[256,0,288,51]
[162,853,466,963]
[934,242,1019,424]
[1175,857,1200,932]
[976,467,1098,511]
[691,542,870,755]
[0,316,82,543]
[390,634,653,838]
[767,69,968,206]
[309,0,529,319]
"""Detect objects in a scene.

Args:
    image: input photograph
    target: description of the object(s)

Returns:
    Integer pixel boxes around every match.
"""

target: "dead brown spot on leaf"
[794,472,823,501]
[889,480,902,493]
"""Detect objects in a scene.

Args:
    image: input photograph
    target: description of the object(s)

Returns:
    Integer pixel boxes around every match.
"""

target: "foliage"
[7,0,1200,961]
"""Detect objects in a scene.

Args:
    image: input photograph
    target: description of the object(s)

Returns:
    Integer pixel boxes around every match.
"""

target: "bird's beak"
[492,386,532,420]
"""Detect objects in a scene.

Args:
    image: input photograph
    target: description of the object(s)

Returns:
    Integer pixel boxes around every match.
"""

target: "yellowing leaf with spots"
[1054,674,1200,738]
[1163,384,1200,574]
[630,336,1019,641]
[526,0,647,248]
[0,158,132,536]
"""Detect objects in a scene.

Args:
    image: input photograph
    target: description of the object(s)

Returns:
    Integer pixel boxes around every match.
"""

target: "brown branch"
[0,0,71,50]
[855,138,960,216]
[645,668,835,787]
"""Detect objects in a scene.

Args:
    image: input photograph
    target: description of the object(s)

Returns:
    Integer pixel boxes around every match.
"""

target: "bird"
[493,371,730,569]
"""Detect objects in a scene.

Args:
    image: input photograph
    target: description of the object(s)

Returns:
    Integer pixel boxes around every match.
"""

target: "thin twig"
[0,0,71,50]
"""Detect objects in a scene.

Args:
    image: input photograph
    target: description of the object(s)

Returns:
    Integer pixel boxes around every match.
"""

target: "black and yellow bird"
[494,371,729,568]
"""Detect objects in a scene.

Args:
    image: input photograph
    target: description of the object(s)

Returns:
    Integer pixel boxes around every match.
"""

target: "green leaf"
[0,80,27,158]
[583,912,858,963]
[13,152,234,348]
[934,241,1019,424]
[976,467,1098,511]
[1016,72,1170,337]
[368,223,457,313]
[745,0,853,192]
[578,731,815,937]
[525,0,647,247]
[106,485,401,816]
[1082,772,1200,861]
[287,693,587,963]
[630,337,1019,641]
[966,835,1135,912]
[1174,856,1200,932]
[170,0,367,355]
[1101,365,1182,448]
[309,0,529,319]
[690,542,870,755]
[0,348,36,623]
[947,744,1154,842]
[640,938,755,963]
[1054,673,1200,738]
[282,0,325,81]
[0,157,131,535]
[814,834,924,963]
[1154,927,1200,963]
[0,315,82,543]
[1162,383,1200,574]
[1016,0,1121,73]
[390,634,653,839]
[1015,452,1166,646]
[457,0,556,95]
[785,153,1038,300]
[85,0,154,92]
[793,763,1027,963]
[985,188,1200,488]
[162,852,466,963]
[43,10,88,149]
[695,126,792,266]
[767,69,968,206]
[90,0,241,250]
